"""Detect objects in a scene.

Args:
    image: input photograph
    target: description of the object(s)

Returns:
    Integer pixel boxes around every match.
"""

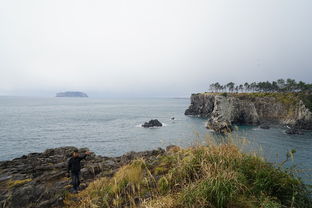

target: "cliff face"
[185,93,312,132]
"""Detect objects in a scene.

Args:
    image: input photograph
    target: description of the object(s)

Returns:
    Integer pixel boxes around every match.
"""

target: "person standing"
[67,149,91,193]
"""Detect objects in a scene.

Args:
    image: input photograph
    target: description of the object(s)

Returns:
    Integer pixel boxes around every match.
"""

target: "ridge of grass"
[65,138,312,208]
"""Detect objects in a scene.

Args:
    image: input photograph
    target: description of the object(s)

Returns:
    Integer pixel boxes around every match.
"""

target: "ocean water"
[0,97,311,183]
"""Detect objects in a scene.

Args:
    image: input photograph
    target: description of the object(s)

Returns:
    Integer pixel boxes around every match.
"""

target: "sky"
[0,0,312,97]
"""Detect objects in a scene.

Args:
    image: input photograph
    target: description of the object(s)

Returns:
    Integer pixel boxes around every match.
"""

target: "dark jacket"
[67,154,87,174]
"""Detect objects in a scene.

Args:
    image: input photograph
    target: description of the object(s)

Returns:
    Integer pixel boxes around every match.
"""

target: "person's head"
[73,149,79,158]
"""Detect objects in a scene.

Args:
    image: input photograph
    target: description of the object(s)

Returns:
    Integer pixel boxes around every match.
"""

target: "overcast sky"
[0,0,311,97]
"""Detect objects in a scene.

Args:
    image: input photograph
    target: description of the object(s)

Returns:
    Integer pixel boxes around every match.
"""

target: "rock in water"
[285,128,304,135]
[56,91,88,97]
[206,119,233,134]
[260,124,270,129]
[142,119,163,128]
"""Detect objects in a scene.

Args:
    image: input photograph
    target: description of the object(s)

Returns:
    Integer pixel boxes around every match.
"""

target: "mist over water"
[0,97,311,183]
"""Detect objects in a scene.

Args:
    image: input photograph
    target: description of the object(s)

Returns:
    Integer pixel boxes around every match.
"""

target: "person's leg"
[76,172,80,190]
[72,173,79,192]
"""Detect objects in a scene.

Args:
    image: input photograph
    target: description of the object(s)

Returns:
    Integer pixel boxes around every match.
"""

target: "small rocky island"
[56,91,88,97]
[142,119,163,128]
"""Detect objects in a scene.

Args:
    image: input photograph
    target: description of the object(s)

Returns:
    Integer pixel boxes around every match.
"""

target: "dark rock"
[286,128,304,135]
[142,119,163,128]
[260,124,270,129]
[206,119,233,134]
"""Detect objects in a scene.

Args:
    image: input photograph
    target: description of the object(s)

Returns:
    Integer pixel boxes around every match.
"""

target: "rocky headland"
[0,147,164,208]
[185,92,312,134]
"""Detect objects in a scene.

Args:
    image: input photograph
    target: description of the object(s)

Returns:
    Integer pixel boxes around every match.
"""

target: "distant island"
[56,91,88,97]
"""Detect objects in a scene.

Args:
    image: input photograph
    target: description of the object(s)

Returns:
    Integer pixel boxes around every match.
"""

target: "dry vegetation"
[65,137,312,208]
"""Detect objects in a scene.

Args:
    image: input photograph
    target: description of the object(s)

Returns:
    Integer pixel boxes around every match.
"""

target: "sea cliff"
[185,92,312,133]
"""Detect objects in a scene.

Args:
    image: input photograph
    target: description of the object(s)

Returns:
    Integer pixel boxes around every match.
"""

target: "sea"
[0,97,311,184]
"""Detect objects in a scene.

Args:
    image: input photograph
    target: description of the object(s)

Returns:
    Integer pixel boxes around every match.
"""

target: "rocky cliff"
[185,93,312,133]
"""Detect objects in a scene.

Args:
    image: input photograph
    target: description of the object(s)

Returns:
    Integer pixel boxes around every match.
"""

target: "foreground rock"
[0,147,165,208]
[142,119,163,128]
[185,93,312,132]
[260,124,270,129]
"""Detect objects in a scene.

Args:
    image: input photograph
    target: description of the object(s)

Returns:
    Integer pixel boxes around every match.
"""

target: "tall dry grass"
[65,135,312,208]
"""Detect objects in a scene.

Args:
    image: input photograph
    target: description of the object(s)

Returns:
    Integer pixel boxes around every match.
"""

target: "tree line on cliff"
[209,78,312,93]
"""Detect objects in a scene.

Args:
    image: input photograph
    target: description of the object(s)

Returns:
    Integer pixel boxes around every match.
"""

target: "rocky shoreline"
[0,147,165,208]
[185,93,312,134]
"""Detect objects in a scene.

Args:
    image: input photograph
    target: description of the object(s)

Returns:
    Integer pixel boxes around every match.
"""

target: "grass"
[65,137,312,208]
[6,178,32,188]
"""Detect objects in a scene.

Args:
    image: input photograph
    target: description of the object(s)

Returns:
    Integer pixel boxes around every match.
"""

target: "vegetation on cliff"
[65,138,312,208]
[208,79,312,94]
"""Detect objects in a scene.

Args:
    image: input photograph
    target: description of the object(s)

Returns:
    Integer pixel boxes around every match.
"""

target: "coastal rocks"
[166,145,181,152]
[260,124,270,129]
[184,93,215,118]
[0,147,165,208]
[56,91,88,97]
[185,93,312,131]
[207,119,233,134]
[142,119,163,128]
[285,128,304,135]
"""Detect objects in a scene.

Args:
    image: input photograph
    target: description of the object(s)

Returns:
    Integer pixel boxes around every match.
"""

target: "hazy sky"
[0,0,311,97]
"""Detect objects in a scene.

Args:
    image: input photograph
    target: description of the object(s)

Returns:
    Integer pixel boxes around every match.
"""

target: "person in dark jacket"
[67,149,91,193]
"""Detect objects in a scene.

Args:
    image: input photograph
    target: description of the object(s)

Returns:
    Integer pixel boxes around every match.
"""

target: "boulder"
[285,128,304,135]
[142,119,163,128]
[260,124,270,129]
[207,119,233,134]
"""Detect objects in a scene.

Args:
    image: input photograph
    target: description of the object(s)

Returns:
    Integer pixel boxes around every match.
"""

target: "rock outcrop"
[142,119,163,128]
[0,147,165,208]
[185,93,312,133]
[56,91,88,97]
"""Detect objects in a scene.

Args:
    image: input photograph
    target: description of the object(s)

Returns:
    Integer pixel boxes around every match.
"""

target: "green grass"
[65,137,312,208]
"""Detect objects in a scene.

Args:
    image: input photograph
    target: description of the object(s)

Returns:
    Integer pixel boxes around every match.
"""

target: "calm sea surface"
[0,97,311,183]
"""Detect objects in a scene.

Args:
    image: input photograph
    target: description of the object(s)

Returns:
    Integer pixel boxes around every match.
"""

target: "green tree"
[226,82,235,93]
